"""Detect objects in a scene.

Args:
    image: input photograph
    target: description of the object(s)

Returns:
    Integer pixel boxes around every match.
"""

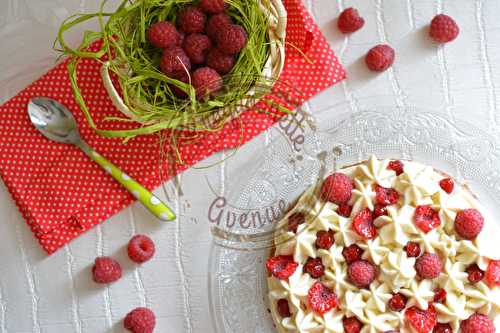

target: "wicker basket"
[100,0,288,130]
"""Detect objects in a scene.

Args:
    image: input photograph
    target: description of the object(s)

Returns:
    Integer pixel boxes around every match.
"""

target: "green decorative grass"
[56,0,273,139]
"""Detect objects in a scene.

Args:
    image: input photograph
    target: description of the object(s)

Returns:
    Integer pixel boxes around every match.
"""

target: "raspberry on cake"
[320,172,353,204]
[454,208,484,240]
[352,208,377,240]
[415,252,442,279]
[388,292,408,312]
[307,282,338,314]
[287,211,305,233]
[347,260,376,288]
[267,156,500,333]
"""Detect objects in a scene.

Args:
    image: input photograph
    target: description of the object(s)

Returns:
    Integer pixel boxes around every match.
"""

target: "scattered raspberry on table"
[92,257,122,284]
[128,235,156,264]
[365,44,395,72]
[124,307,156,333]
[337,7,365,33]
[429,14,460,43]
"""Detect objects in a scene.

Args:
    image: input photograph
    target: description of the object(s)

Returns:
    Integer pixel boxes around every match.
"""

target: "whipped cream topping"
[268,156,500,333]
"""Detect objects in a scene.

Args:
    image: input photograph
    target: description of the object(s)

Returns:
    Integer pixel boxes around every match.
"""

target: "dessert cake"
[266,156,499,333]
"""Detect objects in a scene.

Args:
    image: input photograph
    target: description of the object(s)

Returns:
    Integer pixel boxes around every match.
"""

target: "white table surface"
[1,0,500,332]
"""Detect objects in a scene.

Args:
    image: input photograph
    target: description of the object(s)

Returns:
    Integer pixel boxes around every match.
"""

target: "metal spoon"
[27,97,176,222]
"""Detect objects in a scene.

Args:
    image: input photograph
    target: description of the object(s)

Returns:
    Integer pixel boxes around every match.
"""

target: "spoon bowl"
[28,97,81,144]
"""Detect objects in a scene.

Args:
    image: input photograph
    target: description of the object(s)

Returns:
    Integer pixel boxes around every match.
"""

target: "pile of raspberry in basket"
[146,0,247,100]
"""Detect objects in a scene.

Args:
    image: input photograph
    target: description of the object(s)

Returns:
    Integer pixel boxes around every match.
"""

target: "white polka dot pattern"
[0,0,345,255]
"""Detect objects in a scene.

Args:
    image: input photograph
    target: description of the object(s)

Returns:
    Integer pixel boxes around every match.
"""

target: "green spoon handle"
[77,141,176,222]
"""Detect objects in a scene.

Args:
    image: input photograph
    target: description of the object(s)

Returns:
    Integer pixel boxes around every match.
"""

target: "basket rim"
[100,0,288,130]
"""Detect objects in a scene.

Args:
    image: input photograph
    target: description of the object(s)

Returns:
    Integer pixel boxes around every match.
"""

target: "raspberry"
[266,255,298,280]
[92,257,122,284]
[388,160,404,176]
[321,173,353,204]
[183,33,212,64]
[315,230,335,250]
[307,282,338,314]
[191,67,223,99]
[206,48,235,74]
[206,13,232,40]
[199,0,227,14]
[404,241,421,258]
[287,212,305,233]
[454,208,484,240]
[375,185,399,206]
[343,316,363,333]
[415,253,443,279]
[147,21,181,49]
[485,259,500,287]
[216,24,247,55]
[177,6,207,34]
[373,204,388,218]
[337,8,365,33]
[365,44,395,72]
[466,264,485,284]
[128,235,155,263]
[439,177,454,194]
[405,304,437,333]
[414,205,441,233]
[460,313,495,333]
[277,299,291,318]
[347,260,376,288]
[160,47,191,79]
[388,293,408,312]
[342,244,363,264]
[304,257,325,278]
[178,31,186,46]
[336,203,353,217]
[169,71,190,99]
[433,288,447,303]
[352,208,377,240]
[433,323,452,333]
[429,14,459,43]
[124,307,156,333]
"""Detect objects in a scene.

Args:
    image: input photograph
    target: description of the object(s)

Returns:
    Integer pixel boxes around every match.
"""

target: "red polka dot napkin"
[0,0,345,254]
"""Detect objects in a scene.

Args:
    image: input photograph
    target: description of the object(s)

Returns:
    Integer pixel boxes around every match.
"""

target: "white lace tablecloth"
[1,0,500,332]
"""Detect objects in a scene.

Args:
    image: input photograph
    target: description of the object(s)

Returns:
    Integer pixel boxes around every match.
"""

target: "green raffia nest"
[56,0,287,139]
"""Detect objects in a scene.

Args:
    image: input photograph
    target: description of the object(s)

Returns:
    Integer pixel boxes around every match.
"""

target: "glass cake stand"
[208,103,500,333]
